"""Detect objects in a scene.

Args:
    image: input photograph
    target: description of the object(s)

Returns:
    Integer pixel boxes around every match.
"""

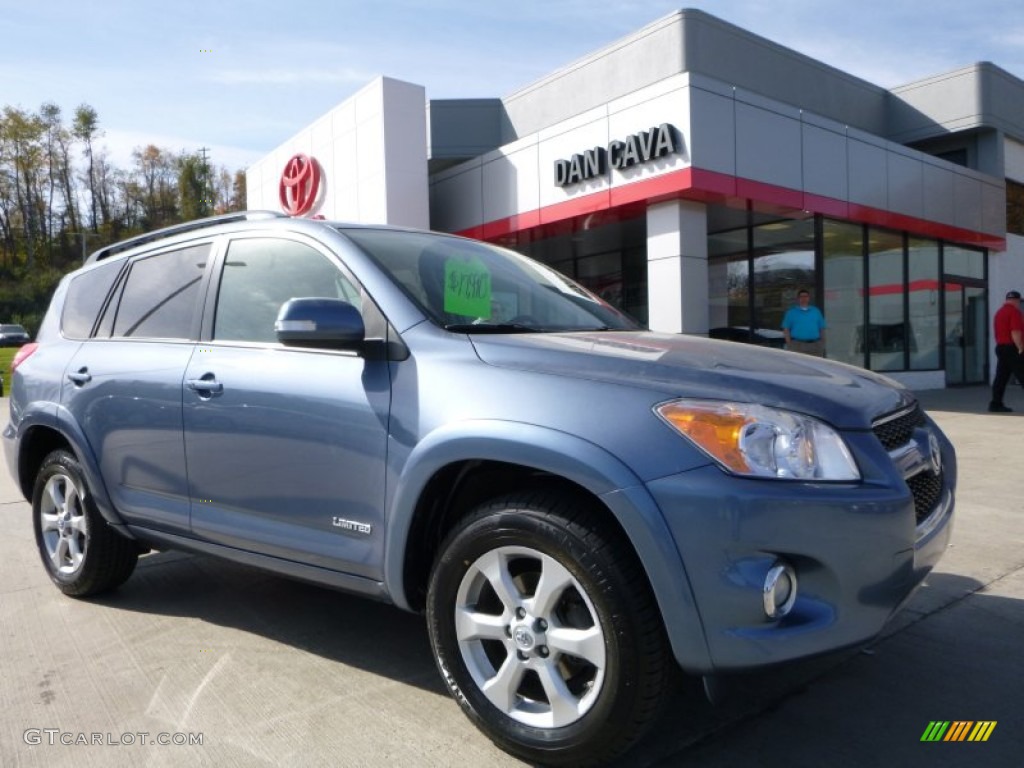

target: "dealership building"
[247,8,1024,389]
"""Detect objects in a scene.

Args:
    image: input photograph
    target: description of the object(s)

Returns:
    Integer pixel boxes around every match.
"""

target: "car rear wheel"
[426,491,674,766]
[32,449,139,596]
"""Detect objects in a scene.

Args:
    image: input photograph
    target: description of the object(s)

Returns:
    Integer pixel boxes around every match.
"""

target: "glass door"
[943,280,987,385]
[964,285,986,383]
[944,282,963,385]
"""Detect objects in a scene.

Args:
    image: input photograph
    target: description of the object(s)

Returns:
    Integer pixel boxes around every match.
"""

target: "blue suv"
[3,212,955,766]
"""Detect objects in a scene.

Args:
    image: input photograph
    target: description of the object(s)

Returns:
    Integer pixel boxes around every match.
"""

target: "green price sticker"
[444,257,492,317]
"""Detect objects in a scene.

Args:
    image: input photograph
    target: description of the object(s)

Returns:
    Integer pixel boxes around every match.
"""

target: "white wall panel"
[355,81,384,125]
[537,115,609,210]
[245,76,428,225]
[386,171,429,228]
[311,116,332,153]
[356,122,385,182]
[332,101,356,137]
[801,120,847,201]
[608,87,690,187]
[988,235,1024,381]
[734,98,801,189]
[429,166,483,232]
[647,200,708,335]
[482,143,540,224]
[922,162,955,224]
[981,180,1007,238]
[953,174,981,230]
[847,138,888,209]
[608,72,691,115]
[357,173,388,223]
[245,163,262,210]
[687,86,735,176]
[886,151,923,219]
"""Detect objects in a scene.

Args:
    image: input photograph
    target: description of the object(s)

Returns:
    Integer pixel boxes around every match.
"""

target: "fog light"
[763,562,798,619]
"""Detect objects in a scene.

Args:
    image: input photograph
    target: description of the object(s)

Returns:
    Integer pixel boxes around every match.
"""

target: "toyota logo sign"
[278,154,321,217]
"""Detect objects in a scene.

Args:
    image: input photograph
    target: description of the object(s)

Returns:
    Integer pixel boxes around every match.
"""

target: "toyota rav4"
[3,211,955,766]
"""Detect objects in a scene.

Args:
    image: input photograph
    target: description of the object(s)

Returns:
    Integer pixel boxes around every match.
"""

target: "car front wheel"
[426,491,674,766]
[32,449,139,596]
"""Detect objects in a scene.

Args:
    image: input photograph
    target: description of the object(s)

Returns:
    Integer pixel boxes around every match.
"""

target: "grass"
[0,347,18,382]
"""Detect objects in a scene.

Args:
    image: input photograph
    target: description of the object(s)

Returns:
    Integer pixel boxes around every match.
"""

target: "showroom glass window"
[752,218,815,334]
[822,220,864,367]
[907,237,940,369]
[866,229,906,371]
[511,214,648,325]
[708,227,752,332]
[943,244,984,280]
[111,244,210,339]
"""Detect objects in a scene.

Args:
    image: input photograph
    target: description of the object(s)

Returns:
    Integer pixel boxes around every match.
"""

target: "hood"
[470,331,914,430]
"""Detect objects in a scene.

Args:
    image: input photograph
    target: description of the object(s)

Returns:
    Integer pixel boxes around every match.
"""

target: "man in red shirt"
[990,289,1024,412]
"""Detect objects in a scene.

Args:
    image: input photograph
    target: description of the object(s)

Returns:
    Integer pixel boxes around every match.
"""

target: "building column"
[646,199,709,334]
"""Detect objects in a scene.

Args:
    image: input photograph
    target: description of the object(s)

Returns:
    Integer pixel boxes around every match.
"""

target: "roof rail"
[85,211,289,264]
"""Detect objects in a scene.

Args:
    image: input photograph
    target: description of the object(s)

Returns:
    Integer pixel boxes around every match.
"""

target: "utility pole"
[198,147,212,212]
[67,231,101,265]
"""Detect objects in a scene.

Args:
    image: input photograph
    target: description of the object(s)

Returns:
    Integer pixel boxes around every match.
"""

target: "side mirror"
[275,297,365,350]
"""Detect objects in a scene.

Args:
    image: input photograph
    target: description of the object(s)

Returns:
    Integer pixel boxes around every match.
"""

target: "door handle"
[186,376,224,396]
[67,368,92,385]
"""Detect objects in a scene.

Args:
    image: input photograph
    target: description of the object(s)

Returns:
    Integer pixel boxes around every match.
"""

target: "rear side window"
[214,237,361,343]
[61,260,124,339]
[111,244,210,339]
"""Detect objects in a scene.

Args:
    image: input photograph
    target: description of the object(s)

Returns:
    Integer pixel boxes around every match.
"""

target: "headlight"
[655,399,860,481]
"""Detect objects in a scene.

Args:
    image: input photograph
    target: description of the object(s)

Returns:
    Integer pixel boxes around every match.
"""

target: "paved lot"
[1,386,1022,767]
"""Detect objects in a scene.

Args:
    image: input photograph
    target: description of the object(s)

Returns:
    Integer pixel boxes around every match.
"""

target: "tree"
[72,104,100,232]
[177,152,212,221]
[93,149,116,229]
[0,99,246,331]
[1,107,46,268]
[47,105,80,237]
[132,144,177,229]
[231,169,247,211]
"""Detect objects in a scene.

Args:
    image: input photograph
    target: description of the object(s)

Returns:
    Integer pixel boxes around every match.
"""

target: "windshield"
[1,325,26,333]
[339,228,640,333]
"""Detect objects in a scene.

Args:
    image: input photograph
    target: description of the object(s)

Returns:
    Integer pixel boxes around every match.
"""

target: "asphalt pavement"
[0,385,1022,768]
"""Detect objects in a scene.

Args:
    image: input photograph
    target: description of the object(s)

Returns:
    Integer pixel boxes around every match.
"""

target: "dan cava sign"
[554,123,679,187]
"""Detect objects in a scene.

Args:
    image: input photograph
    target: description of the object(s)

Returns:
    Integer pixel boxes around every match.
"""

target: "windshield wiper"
[443,323,540,333]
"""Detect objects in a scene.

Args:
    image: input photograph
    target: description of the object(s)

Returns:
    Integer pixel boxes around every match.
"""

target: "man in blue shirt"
[782,288,827,357]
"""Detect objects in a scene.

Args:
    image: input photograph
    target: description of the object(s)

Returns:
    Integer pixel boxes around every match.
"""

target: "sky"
[3,0,1023,173]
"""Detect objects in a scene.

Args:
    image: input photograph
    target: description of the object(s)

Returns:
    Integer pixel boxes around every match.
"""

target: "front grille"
[907,470,943,524]
[872,405,925,451]
[873,404,944,525]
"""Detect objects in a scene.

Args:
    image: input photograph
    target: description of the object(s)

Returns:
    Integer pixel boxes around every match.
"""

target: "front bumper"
[645,429,955,672]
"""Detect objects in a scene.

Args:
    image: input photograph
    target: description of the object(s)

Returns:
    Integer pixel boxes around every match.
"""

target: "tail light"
[11,343,38,373]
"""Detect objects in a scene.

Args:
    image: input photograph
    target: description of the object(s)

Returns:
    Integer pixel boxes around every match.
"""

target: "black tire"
[32,449,138,597]
[426,491,674,766]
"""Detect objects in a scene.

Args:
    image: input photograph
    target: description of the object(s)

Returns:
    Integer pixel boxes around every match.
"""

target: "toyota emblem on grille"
[928,433,942,474]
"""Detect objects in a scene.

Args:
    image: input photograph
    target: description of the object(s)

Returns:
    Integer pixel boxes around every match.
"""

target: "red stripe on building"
[455,167,1006,250]
[863,279,947,296]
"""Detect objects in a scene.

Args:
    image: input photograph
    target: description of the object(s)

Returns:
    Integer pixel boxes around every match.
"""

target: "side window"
[214,237,361,343]
[61,259,124,339]
[111,244,210,339]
